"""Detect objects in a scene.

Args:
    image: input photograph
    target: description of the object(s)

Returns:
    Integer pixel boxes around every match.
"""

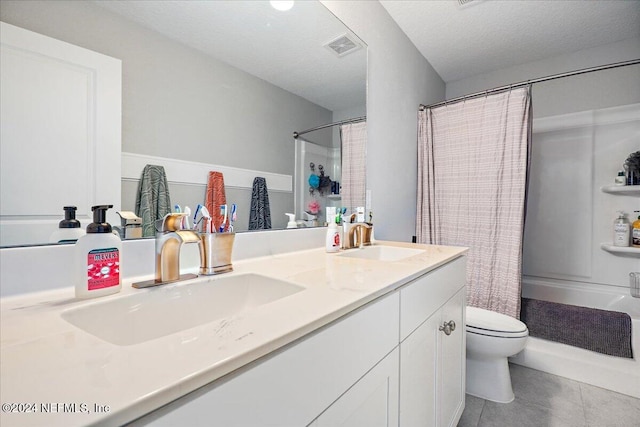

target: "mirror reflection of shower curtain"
[340,122,367,214]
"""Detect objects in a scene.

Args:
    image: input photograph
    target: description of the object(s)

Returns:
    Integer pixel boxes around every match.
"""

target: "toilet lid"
[466,306,528,338]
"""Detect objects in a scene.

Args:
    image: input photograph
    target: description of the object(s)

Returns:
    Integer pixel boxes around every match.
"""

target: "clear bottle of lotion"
[75,205,122,299]
[613,211,630,247]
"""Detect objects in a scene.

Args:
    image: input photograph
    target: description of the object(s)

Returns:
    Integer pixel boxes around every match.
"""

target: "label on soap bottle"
[87,248,120,290]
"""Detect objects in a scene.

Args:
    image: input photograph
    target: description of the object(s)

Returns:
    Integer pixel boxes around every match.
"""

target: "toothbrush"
[200,206,213,233]
[219,204,228,233]
[192,204,202,229]
[229,204,237,232]
[174,204,181,213]
[182,206,191,229]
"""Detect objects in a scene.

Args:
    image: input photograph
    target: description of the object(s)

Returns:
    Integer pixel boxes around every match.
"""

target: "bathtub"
[510,278,640,399]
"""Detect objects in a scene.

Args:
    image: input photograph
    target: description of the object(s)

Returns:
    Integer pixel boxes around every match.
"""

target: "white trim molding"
[122,152,292,193]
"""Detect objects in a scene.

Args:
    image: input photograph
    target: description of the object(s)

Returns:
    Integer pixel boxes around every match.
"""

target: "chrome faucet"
[133,213,201,288]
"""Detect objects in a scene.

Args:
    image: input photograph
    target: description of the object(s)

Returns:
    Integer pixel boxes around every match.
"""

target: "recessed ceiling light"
[270,1,294,11]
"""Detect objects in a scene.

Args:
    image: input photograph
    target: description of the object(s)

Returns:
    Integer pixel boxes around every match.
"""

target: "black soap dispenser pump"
[49,206,85,243]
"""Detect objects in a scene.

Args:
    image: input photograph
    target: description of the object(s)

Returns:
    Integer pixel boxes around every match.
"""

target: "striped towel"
[135,165,172,237]
[248,177,271,230]
[205,171,227,232]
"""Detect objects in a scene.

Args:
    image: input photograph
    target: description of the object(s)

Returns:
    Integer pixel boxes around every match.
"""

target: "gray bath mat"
[521,298,633,359]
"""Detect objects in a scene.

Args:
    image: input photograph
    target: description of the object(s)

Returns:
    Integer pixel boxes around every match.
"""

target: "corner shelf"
[601,185,640,195]
[600,243,640,257]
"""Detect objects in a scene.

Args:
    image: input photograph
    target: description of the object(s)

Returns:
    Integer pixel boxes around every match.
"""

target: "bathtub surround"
[417,88,531,318]
[521,297,633,359]
[513,278,640,398]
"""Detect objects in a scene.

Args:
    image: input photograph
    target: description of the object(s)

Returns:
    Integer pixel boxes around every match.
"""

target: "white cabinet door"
[400,288,466,427]
[0,22,121,246]
[311,347,399,427]
[438,288,465,427]
[399,310,439,426]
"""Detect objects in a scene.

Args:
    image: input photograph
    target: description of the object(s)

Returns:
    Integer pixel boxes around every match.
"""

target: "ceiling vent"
[324,34,361,57]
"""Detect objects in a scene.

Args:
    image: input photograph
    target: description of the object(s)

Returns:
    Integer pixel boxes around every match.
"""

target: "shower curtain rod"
[419,58,640,111]
[293,116,366,138]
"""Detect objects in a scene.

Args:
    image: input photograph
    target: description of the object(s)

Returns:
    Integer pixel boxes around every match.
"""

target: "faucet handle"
[156,213,188,232]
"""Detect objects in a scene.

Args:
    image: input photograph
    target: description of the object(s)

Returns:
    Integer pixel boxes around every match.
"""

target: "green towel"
[135,165,172,237]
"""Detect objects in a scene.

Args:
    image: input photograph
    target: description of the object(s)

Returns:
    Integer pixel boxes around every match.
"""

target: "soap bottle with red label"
[325,214,341,253]
[75,205,122,299]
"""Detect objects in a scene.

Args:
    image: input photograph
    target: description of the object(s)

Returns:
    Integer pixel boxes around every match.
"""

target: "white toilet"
[465,306,529,403]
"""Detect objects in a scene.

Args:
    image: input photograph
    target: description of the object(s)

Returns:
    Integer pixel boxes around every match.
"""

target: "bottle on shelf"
[632,211,640,248]
[613,211,630,247]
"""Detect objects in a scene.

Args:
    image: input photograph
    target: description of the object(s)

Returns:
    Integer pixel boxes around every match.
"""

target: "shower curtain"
[340,122,367,213]
[416,87,531,318]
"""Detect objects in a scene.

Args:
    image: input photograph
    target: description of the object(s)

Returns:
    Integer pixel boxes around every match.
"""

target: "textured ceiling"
[94,0,366,112]
[380,0,640,83]
[93,1,640,109]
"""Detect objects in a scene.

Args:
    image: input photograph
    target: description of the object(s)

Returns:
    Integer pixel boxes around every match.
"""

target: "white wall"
[323,1,446,241]
[447,37,640,118]
[446,38,640,292]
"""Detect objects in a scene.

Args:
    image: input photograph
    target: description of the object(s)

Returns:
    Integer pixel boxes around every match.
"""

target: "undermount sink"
[61,273,305,346]
[338,245,425,262]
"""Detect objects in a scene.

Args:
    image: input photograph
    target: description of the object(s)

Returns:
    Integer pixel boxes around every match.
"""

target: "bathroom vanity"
[0,241,467,427]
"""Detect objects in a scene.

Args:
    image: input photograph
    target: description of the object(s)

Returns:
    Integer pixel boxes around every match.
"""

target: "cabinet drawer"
[400,256,466,340]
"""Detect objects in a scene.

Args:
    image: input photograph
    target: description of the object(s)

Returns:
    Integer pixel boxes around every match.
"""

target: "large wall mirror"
[0,0,366,247]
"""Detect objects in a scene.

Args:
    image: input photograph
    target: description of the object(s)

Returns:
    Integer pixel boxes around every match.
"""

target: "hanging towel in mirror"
[135,165,172,237]
[249,177,271,230]
[205,171,227,232]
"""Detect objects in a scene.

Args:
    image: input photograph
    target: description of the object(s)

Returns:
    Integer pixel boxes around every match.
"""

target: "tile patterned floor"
[458,364,640,427]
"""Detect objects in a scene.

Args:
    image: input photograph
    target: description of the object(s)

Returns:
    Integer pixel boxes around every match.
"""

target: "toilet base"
[466,356,515,403]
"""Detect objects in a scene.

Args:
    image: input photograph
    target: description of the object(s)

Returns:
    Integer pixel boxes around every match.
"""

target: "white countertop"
[0,241,466,427]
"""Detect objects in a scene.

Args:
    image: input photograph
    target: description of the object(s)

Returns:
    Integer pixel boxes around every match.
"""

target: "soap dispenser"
[285,213,297,229]
[632,211,640,248]
[49,206,85,243]
[75,205,122,299]
[325,214,340,253]
[613,211,630,247]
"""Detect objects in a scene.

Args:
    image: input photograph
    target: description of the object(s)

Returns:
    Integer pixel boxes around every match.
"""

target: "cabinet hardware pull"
[439,320,456,336]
